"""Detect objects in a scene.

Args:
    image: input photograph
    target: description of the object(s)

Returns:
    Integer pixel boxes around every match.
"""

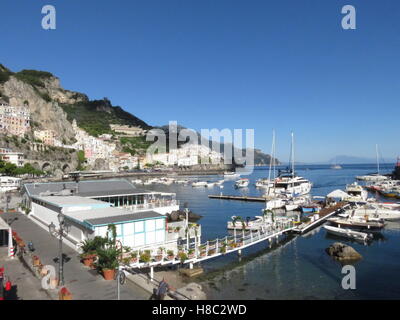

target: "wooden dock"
[293,201,350,234]
[208,194,267,202]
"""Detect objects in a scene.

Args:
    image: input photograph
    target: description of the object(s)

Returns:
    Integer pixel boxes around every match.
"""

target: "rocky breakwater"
[325,242,362,262]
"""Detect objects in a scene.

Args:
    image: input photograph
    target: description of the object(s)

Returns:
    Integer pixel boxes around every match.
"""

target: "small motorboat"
[192,181,207,187]
[224,171,240,179]
[324,225,373,242]
[328,217,385,232]
[235,178,250,188]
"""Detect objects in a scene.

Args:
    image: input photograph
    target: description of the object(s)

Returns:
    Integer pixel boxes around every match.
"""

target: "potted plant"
[96,247,120,280]
[32,255,41,266]
[168,227,174,233]
[130,251,138,263]
[59,287,72,300]
[155,247,164,261]
[188,248,195,259]
[139,250,151,264]
[166,250,175,260]
[174,226,181,233]
[220,243,227,254]
[79,239,97,267]
[177,251,188,263]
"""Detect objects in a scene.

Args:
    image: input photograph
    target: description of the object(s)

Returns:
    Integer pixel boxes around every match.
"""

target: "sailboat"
[267,132,312,197]
[331,157,342,170]
[356,145,389,182]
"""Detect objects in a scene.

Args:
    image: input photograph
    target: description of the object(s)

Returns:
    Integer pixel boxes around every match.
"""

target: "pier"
[208,194,267,202]
[293,202,350,234]
[123,219,296,279]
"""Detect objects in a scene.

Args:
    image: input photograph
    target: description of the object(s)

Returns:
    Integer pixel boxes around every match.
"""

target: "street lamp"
[184,202,189,252]
[48,213,70,286]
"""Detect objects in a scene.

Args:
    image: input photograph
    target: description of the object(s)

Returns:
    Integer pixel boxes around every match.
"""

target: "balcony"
[124,199,180,212]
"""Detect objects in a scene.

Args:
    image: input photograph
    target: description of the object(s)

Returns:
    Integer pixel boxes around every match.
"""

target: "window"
[145,220,155,232]
[134,221,144,233]
[155,219,164,230]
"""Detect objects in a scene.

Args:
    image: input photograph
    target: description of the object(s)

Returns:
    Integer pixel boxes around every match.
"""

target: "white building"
[21,179,198,253]
[0,148,24,167]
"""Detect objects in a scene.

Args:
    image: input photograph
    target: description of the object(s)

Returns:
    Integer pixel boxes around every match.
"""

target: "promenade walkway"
[3,211,149,300]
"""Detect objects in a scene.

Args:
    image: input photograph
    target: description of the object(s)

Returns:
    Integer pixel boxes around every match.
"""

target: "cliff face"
[0,69,87,143]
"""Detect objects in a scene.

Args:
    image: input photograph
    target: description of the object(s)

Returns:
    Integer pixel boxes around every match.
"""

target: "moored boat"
[324,225,373,242]
[328,216,385,232]
[235,178,250,188]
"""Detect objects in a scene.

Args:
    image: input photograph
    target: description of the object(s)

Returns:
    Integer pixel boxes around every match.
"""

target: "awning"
[326,189,350,199]
[0,217,13,258]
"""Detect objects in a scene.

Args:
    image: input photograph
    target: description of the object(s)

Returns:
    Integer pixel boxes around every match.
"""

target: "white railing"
[125,220,294,268]
[125,199,179,211]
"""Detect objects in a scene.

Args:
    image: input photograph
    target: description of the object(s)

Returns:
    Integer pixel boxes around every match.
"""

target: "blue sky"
[1,0,400,162]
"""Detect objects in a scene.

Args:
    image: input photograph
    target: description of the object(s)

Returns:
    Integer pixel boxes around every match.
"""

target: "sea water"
[146,164,400,299]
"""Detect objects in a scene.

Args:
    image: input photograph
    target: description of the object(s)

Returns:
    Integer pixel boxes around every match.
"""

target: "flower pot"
[102,269,115,280]
[59,287,72,300]
[167,255,175,261]
[32,256,41,266]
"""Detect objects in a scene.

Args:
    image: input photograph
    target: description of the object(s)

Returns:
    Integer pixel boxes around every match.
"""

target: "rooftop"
[65,207,164,228]
[24,179,155,198]
[32,195,111,208]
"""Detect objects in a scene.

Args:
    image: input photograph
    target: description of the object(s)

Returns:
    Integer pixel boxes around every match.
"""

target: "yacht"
[356,144,389,182]
[331,157,342,170]
[348,204,400,221]
[0,176,21,192]
[267,171,312,196]
[192,181,207,187]
[266,133,312,197]
[345,182,368,201]
[255,178,273,188]
[328,216,385,232]
[235,178,250,188]
[224,171,239,179]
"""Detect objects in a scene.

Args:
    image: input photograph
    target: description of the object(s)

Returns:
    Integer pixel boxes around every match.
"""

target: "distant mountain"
[156,124,280,166]
[328,155,396,164]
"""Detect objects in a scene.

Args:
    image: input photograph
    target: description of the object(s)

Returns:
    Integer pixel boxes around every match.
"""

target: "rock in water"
[325,242,362,261]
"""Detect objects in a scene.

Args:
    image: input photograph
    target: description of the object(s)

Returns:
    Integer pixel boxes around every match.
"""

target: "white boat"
[345,182,368,202]
[206,182,216,188]
[349,204,400,221]
[331,157,342,170]
[255,178,273,188]
[224,171,239,178]
[214,179,224,186]
[265,196,286,210]
[266,133,312,197]
[175,179,190,184]
[284,195,310,211]
[235,178,249,188]
[324,225,373,242]
[356,144,389,182]
[0,176,21,192]
[192,181,207,187]
[227,215,264,230]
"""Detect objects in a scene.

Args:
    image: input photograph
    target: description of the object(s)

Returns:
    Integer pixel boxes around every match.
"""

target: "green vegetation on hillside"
[60,99,151,137]
[120,136,153,155]
[0,64,14,84]
[0,161,44,177]
[14,69,53,87]
[77,150,87,171]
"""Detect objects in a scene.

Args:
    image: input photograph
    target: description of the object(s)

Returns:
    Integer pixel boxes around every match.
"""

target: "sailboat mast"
[291,132,295,177]
[376,144,380,175]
